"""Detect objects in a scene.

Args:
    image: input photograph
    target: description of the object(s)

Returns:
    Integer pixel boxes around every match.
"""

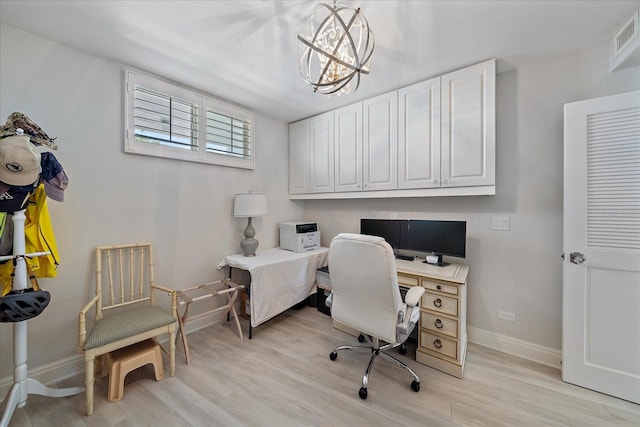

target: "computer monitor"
[403,220,466,266]
[360,219,402,250]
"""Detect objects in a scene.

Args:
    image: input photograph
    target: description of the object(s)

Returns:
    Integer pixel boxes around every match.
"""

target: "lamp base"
[241,237,259,257]
[240,217,259,256]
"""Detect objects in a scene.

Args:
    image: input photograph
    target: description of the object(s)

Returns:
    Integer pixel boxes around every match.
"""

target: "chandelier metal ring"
[297,2,374,96]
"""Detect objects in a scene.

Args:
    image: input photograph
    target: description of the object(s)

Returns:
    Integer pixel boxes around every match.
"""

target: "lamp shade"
[234,193,268,217]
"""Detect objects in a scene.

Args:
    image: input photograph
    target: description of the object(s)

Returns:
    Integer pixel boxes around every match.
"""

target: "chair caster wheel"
[330,352,338,361]
[411,380,420,392]
[399,343,407,355]
[359,387,368,399]
[358,334,365,343]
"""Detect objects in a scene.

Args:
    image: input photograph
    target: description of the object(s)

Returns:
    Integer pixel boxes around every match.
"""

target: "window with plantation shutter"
[124,69,255,169]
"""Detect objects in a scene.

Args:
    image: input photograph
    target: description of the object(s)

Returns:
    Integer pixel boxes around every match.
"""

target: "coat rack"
[0,209,83,427]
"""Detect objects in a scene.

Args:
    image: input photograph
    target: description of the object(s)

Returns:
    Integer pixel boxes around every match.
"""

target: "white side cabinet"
[289,111,335,194]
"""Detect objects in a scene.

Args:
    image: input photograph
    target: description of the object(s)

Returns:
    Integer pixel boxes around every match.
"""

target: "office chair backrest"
[329,233,402,343]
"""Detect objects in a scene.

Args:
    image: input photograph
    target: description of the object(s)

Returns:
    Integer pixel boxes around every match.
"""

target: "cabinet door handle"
[434,319,443,329]
[433,338,443,349]
[434,179,439,185]
[436,285,442,290]
[434,298,442,308]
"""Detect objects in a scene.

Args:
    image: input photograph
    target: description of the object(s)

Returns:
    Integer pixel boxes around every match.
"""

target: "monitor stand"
[423,253,449,267]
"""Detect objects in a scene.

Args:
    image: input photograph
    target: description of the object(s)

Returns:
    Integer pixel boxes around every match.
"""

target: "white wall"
[0,23,303,389]
[1,20,639,390]
[302,47,640,357]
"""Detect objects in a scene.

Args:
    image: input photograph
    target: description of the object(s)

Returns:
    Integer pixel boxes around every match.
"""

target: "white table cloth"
[217,247,329,327]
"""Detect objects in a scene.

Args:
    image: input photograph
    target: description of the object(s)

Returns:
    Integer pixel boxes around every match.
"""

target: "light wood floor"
[4,307,640,426]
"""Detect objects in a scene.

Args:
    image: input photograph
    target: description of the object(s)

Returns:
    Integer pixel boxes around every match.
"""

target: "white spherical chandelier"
[297,2,374,96]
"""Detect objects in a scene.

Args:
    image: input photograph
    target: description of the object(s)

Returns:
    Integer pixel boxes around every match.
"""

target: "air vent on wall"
[610,10,640,71]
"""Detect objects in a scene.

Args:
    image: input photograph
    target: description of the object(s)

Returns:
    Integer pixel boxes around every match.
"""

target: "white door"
[562,90,640,404]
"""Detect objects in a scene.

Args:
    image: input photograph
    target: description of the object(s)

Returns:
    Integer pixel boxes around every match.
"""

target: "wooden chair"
[77,243,177,416]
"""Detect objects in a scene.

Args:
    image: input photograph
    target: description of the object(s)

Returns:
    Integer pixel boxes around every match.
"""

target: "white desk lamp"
[234,192,268,256]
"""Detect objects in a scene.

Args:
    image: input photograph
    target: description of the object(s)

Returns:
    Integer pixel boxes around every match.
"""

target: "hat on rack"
[0,135,40,186]
[0,134,41,187]
[40,152,69,202]
[0,112,58,151]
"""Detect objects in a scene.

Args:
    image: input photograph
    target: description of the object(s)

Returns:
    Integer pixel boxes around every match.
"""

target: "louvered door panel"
[586,107,640,250]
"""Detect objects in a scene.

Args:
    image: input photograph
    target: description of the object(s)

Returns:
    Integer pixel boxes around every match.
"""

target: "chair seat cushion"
[83,305,175,351]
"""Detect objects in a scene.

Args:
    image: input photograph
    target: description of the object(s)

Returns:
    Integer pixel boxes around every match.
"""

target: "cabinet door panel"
[335,103,363,192]
[288,119,310,194]
[398,78,441,189]
[363,92,397,191]
[309,112,334,193]
[441,59,495,187]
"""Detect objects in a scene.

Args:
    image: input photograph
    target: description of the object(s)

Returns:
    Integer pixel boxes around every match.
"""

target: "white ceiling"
[1,0,638,123]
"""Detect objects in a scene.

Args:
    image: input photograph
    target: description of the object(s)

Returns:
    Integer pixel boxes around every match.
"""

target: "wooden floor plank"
[3,307,639,426]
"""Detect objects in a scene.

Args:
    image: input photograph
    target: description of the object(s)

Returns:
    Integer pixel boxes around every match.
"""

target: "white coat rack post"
[0,209,83,427]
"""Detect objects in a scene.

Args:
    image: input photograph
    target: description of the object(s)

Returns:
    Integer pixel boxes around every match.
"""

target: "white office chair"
[327,233,425,399]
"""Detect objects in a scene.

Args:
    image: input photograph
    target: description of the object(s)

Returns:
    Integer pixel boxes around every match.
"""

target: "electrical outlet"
[492,216,510,231]
[499,310,517,322]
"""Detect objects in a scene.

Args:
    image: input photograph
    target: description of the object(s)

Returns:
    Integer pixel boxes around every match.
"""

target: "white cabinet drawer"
[422,280,458,295]
[398,273,419,287]
[422,292,458,317]
[420,331,457,359]
[421,313,458,338]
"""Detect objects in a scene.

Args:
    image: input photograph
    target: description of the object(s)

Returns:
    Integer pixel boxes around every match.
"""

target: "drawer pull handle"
[436,285,442,290]
[434,319,443,328]
[434,338,442,349]
[434,298,442,308]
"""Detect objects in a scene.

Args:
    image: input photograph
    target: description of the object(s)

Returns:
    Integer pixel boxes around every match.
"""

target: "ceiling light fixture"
[297,1,374,96]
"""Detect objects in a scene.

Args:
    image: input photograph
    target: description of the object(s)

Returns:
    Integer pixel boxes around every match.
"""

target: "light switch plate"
[492,216,510,231]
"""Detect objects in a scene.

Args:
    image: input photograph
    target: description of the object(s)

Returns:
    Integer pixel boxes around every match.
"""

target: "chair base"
[330,335,421,399]
[104,339,164,402]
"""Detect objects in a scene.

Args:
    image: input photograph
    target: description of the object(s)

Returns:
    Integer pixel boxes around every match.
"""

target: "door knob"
[569,252,586,265]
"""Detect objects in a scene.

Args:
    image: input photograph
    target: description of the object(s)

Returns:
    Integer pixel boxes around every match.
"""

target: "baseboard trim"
[467,326,561,369]
[1,312,225,401]
[0,353,85,399]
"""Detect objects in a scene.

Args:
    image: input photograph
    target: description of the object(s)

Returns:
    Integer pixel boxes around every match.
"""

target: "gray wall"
[303,47,640,351]
[0,23,303,388]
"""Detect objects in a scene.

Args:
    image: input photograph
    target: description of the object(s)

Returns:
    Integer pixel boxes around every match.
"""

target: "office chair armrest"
[77,293,100,352]
[404,286,425,307]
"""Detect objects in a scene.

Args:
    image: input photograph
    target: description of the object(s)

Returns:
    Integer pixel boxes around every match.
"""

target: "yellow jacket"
[1,185,59,296]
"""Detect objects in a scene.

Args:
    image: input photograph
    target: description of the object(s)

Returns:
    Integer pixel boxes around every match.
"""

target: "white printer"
[279,222,321,252]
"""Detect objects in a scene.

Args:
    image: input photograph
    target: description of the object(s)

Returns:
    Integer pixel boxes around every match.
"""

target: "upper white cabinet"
[289,59,495,199]
[363,91,398,191]
[334,103,363,192]
[398,77,441,189]
[289,111,334,194]
[441,59,496,188]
